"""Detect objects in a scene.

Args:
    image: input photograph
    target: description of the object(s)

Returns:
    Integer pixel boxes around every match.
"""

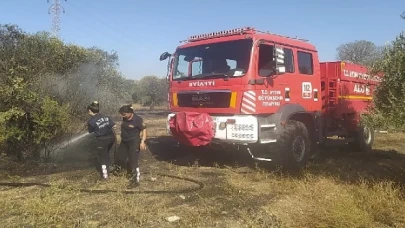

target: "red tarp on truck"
[168,112,215,146]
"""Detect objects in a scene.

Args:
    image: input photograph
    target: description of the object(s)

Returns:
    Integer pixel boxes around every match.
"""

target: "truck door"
[254,41,320,113]
[293,49,321,112]
[255,41,291,113]
[254,41,296,113]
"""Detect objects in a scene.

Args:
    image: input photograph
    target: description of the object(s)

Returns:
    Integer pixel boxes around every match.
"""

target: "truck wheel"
[277,120,311,171]
[348,125,374,152]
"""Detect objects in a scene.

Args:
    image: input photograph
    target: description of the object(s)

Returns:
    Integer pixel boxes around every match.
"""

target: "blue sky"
[1,0,404,80]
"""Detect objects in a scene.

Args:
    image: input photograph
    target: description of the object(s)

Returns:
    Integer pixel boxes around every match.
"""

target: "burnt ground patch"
[1,114,405,227]
[147,133,405,189]
[308,146,405,188]
[146,136,265,170]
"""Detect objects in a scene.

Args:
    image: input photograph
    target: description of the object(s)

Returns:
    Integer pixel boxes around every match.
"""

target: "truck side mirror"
[160,52,171,61]
[166,57,174,83]
[274,46,286,75]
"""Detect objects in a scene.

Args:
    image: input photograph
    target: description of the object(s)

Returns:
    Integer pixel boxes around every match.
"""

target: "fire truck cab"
[159,27,379,170]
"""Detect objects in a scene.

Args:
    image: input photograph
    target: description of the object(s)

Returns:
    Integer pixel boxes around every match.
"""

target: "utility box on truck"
[159,27,382,170]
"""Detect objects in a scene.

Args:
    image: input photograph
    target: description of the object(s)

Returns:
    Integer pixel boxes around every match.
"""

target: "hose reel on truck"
[168,112,215,147]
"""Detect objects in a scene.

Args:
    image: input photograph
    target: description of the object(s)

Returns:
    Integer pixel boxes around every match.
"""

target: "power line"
[47,0,67,38]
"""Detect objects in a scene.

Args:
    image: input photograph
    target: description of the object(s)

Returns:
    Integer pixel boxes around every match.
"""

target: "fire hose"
[0,171,204,194]
[0,122,205,194]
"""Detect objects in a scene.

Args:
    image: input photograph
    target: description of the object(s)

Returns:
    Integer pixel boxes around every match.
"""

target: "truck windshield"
[172,39,253,81]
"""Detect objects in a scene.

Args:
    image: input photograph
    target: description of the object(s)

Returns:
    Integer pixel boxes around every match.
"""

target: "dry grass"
[1,115,405,227]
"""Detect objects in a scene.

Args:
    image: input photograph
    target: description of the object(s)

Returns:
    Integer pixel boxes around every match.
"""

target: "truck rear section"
[159,27,382,170]
[320,61,381,151]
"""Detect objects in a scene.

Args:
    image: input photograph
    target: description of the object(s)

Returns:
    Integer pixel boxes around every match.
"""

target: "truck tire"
[348,125,374,153]
[277,120,311,171]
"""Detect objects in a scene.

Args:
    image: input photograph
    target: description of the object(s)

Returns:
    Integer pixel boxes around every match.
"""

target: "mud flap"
[169,112,215,147]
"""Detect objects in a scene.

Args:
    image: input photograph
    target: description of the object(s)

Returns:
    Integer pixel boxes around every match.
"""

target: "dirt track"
[1,112,405,227]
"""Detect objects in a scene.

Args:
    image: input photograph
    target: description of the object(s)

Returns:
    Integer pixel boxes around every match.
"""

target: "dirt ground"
[1,112,405,228]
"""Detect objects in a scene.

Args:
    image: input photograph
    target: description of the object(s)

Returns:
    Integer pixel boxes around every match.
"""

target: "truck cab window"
[258,45,294,76]
[191,58,235,76]
[173,39,253,80]
[284,48,295,73]
[297,51,313,75]
[174,57,189,78]
[258,44,274,77]
[191,60,203,76]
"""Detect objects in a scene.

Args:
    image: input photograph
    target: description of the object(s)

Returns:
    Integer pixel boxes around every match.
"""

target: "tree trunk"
[149,100,155,110]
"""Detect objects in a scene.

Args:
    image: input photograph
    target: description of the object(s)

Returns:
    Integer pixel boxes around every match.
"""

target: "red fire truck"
[159,27,382,170]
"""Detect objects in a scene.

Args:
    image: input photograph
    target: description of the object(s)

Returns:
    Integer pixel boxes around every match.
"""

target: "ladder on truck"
[322,64,343,137]
[327,77,338,114]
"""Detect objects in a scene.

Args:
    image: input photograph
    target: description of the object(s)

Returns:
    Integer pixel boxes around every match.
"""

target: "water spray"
[58,132,90,149]
[0,108,207,194]
[53,124,90,151]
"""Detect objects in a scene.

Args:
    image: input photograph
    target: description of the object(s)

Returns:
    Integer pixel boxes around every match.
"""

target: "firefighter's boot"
[128,168,140,187]
[101,165,109,181]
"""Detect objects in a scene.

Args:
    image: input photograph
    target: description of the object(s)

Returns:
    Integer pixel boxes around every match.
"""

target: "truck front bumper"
[167,113,260,145]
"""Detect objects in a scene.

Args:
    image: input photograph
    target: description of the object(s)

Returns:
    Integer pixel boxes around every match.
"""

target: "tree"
[133,76,168,110]
[131,80,141,103]
[365,32,405,129]
[336,40,384,66]
[0,24,132,161]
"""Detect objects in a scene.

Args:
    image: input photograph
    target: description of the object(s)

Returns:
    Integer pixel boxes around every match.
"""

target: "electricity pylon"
[47,0,66,38]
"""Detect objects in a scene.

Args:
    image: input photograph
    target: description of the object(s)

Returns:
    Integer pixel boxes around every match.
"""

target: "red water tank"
[169,112,215,146]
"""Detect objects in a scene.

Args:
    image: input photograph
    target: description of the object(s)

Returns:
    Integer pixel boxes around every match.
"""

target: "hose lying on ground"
[0,172,204,194]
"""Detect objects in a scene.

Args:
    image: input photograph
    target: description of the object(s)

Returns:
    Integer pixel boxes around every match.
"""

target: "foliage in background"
[336,40,385,67]
[131,75,168,110]
[364,32,405,130]
[335,31,405,132]
[0,24,133,160]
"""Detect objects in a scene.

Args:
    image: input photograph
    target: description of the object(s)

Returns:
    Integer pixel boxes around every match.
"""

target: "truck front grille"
[177,90,231,108]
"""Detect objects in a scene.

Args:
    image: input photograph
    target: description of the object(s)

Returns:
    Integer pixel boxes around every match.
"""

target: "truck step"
[260,139,277,144]
[247,147,272,162]
[260,124,276,128]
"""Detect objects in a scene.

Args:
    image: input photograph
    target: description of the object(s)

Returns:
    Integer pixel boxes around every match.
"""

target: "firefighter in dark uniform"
[117,105,147,187]
[87,101,116,180]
